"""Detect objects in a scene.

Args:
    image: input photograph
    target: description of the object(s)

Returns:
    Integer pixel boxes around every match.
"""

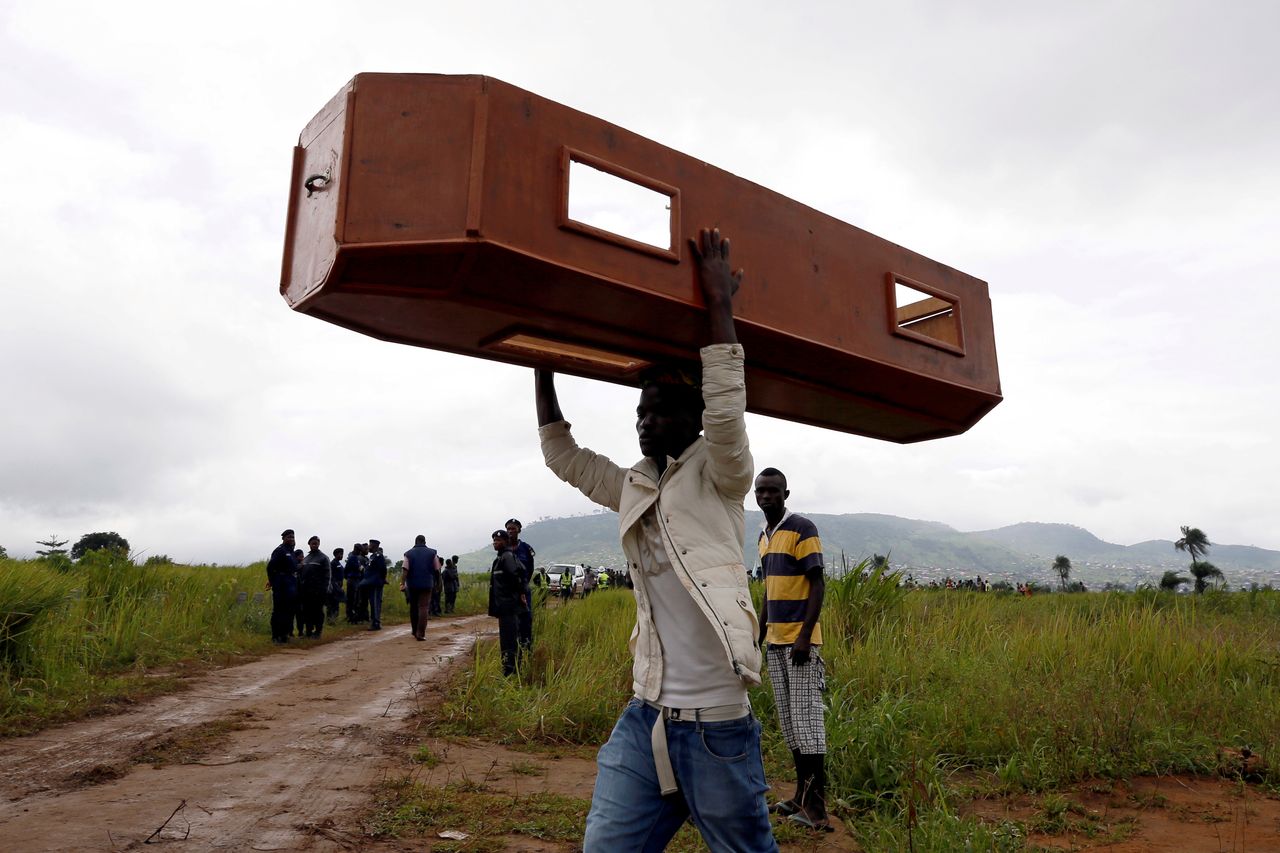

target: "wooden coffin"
[280,73,1001,442]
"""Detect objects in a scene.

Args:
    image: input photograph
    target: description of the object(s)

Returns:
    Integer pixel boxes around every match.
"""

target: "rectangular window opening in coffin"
[560,148,680,262]
[487,332,652,376]
[888,273,966,356]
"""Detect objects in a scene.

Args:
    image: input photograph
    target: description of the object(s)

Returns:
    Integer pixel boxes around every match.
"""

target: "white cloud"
[2,0,1278,562]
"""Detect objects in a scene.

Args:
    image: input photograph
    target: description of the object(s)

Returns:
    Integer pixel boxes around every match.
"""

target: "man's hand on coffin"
[690,227,743,345]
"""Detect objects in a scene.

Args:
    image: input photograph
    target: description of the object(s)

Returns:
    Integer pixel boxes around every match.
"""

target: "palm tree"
[1174,526,1211,563]
[1158,570,1188,591]
[1052,555,1071,591]
[1174,527,1216,593]
[1189,560,1223,594]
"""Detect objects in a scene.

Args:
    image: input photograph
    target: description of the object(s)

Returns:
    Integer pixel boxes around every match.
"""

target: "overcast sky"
[2,1,1277,563]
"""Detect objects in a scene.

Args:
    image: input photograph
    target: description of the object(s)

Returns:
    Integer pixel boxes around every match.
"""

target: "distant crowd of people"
[264,530,461,644]
[900,574,1072,595]
[903,573,990,591]
[263,517,639,669]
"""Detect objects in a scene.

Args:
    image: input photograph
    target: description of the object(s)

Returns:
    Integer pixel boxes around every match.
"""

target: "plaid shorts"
[765,644,827,754]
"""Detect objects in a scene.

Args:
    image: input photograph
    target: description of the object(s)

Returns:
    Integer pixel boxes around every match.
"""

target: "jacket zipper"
[654,492,743,676]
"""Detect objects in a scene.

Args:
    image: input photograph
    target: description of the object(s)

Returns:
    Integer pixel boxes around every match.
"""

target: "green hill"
[458,514,1280,589]
[970,522,1117,558]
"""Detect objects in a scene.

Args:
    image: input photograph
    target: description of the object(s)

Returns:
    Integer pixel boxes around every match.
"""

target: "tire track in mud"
[0,615,491,852]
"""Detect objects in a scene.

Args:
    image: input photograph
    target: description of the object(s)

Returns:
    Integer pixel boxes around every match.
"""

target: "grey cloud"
[1,0,1278,564]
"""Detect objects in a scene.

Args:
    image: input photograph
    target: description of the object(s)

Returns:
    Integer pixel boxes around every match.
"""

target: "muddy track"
[0,615,491,852]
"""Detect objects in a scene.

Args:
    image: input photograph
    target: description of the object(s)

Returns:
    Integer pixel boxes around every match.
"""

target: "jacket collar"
[631,435,706,485]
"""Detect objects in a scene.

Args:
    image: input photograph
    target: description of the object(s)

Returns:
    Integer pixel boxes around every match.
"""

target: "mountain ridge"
[457,514,1280,588]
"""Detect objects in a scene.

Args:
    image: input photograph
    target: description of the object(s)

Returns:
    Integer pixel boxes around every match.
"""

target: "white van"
[548,563,583,596]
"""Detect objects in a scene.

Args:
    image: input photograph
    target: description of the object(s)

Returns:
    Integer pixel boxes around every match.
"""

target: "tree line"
[26,531,172,564]
[1050,525,1224,594]
[5,524,1232,593]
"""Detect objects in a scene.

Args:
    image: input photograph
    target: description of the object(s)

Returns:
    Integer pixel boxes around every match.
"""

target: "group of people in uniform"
[487,518,537,676]
[265,529,461,644]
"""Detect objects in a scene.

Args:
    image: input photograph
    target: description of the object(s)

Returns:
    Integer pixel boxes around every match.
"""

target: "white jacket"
[539,343,761,700]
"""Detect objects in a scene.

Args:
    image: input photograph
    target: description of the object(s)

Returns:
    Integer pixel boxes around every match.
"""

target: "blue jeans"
[584,699,777,853]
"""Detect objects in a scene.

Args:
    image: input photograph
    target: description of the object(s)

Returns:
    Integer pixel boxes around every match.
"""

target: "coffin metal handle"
[304,173,330,198]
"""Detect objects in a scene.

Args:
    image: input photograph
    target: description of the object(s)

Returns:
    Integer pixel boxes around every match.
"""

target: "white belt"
[640,698,750,795]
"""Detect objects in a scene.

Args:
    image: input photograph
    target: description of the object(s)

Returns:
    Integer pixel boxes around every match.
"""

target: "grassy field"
[0,552,490,736]
[391,572,1280,851]
[8,549,1277,849]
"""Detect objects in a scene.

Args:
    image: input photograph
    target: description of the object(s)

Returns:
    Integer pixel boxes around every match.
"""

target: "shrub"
[71,532,131,561]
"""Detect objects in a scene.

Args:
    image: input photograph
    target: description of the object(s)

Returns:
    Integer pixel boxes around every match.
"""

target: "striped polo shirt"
[758,511,824,646]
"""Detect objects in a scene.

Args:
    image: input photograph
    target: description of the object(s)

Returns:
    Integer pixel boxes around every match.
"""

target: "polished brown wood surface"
[280,73,1002,442]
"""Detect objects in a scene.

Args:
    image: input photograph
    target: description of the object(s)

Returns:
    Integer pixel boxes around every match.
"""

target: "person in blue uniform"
[344,544,366,623]
[327,547,346,625]
[442,556,461,614]
[488,530,527,676]
[265,529,298,644]
[429,552,444,616]
[359,539,388,630]
[505,518,535,653]
[291,549,306,637]
[299,536,331,638]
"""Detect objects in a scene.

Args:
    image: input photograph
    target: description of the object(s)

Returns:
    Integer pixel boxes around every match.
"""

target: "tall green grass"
[433,574,1280,851]
[826,589,1280,796]
[0,560,77,668]
[451,572,493,617]
[440,591,634,744]
[0,554,490,735]
[0,552,274,732]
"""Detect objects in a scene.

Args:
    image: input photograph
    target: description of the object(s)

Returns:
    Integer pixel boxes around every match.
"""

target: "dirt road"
[0,616,490,852]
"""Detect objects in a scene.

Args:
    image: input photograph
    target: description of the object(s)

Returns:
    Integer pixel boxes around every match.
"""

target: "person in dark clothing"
[400,534,440,641]
[442,556,461,614]
[265,529,298,644]
[359,539,388,630]
[429,553,444,616]
[505,519,535,653]
[299,536,330,637]
[489,530,527,676]
[344,544,365,623]
[292,549,306,637]
[327,547,346,624]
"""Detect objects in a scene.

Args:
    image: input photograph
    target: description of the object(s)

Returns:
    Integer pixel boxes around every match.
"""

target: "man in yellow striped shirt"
[756,467,830,831]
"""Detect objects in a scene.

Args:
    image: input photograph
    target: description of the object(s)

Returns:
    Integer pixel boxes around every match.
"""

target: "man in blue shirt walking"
[401,535,440,641]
